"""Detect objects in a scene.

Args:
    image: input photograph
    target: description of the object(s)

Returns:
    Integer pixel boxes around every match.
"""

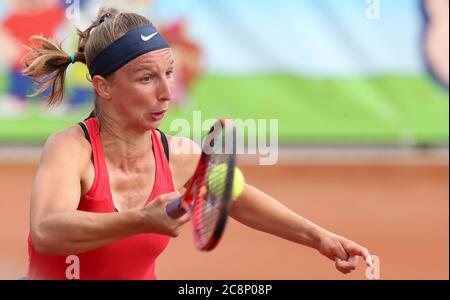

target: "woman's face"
[106,48,175,131]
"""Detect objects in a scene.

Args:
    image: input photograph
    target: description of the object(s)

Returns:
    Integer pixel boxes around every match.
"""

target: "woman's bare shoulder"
[39,124,92,170]
[165,135,201,163]
[164,135,201,189]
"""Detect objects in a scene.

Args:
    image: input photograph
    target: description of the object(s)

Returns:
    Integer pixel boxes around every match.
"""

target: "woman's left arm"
[169,137,372,274]
[230,184,372,274]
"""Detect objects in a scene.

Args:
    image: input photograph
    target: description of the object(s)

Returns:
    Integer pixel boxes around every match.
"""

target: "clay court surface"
[0,155,448,280]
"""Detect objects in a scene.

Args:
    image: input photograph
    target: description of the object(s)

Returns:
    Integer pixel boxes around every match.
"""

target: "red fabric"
[27,118,174,280]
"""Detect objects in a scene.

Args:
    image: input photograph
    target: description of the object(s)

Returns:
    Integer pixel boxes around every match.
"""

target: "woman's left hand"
[317,231,372,274]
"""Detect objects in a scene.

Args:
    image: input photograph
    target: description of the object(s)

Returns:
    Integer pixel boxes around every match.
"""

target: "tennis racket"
[165,119,237,251]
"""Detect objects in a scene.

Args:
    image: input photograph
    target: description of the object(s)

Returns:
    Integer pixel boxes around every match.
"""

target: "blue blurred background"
[0,0,448,144]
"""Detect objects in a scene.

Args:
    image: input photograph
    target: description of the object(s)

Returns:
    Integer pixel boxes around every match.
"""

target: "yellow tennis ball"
[208,164,245,200]
[232,167,245,199]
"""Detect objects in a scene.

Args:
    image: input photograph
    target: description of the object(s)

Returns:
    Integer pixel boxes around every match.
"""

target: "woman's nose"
[157,77,172,102]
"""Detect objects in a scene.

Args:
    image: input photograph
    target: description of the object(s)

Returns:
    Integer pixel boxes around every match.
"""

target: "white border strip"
[0,145,448,166]
[239,146,450,166]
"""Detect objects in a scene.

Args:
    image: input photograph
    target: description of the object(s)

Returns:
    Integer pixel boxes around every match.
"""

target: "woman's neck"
[99,120,153,171]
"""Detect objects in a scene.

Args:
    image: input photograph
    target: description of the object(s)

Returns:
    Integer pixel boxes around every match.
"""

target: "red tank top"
[27,118,173,280]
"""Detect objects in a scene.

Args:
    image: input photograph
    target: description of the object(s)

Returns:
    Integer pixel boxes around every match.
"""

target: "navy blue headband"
[88,25,170,77]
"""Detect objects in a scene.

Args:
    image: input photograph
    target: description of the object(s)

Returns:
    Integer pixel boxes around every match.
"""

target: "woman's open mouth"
[150,110,167,122]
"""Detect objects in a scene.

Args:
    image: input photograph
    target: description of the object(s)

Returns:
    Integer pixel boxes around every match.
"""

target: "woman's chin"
[146,115,165,129]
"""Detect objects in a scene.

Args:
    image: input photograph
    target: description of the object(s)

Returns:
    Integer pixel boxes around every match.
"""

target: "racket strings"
[192,151,233,248]
[184,121,236,250]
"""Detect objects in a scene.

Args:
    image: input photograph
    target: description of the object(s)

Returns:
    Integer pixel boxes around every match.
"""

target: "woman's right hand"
[140,192,190,237]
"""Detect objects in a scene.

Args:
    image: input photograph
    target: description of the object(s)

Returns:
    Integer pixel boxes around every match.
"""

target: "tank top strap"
[150,129,174,191]
[83,118,111,197]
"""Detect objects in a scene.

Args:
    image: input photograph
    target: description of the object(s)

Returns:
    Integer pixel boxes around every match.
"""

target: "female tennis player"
[24,8,372,280]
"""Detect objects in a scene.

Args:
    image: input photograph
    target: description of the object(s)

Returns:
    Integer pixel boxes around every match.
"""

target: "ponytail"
[22,36,77,107]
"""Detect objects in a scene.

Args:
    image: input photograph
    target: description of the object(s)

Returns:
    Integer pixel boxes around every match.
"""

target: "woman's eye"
[166,70,174,77]
[143,75,152,82]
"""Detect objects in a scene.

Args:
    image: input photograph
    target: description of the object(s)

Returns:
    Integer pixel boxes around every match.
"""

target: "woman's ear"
[92,76,112,100]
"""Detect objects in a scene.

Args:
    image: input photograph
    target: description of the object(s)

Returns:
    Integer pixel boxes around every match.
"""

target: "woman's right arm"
[30,128,188,256]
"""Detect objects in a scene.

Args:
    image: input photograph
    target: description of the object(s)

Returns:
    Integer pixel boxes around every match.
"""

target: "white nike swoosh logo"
[141,32,159,42]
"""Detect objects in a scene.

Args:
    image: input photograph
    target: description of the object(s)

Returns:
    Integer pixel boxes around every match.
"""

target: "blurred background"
[0,0,448,279]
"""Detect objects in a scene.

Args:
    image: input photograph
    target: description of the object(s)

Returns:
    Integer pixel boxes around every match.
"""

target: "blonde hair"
[23,7,152,107]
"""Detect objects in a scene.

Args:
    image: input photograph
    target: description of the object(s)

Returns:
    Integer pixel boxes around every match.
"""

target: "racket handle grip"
[165,196,186,219]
